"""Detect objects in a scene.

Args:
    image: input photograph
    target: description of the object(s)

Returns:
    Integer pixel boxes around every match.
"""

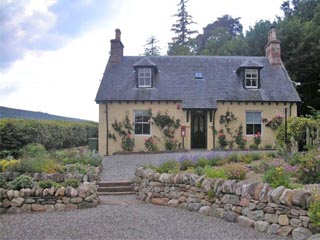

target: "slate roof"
[95,56,301,109]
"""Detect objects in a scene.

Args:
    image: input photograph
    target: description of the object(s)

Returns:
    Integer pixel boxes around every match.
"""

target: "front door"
[191,111,207,149]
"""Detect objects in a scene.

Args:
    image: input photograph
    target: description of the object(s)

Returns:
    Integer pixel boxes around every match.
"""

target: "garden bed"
[0,144,102,214]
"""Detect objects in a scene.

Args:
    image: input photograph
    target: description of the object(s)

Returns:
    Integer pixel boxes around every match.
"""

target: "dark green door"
[191,111,207,149]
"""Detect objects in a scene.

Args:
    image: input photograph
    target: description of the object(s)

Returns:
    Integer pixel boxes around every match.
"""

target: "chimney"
[110,28,124,64]
[265,27,281,65]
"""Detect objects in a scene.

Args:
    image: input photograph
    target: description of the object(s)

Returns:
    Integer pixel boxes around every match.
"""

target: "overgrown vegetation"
[0,144,102,175]
[0,118,98,158]
[149,148,319,187]
[0,144,101,190]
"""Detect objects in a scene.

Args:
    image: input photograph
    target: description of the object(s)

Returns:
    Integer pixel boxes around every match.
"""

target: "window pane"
[142,115,149,123]
[145,78,151,86]
[252,79,257,86]
[135,124,142,134]
[246,124,254,135]
[246,112,253,123]
[135,115,142,122]
[254,124,261,134]
[143,124,150,135]
[253,112,261,123]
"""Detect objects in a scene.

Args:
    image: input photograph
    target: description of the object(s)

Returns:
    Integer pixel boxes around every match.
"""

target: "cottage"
[95,28,300,155]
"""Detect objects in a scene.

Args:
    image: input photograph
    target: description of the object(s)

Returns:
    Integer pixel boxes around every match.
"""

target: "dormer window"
[245,68,259,89]
[138,68,152,88]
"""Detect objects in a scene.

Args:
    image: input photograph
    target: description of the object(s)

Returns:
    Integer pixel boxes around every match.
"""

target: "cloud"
[0,0,112,71]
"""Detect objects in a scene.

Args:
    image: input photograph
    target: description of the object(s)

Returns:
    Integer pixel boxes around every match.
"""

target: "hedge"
[0,119,98,157]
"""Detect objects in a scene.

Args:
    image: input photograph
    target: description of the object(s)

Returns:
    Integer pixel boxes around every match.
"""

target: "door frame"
[190,110,207,149]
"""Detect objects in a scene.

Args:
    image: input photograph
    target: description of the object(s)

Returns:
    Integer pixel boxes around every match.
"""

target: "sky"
[0,0,285,122]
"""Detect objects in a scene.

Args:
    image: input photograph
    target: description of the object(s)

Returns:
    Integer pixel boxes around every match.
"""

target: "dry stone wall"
[134,168,320,240]
[0,182,99,214]
[1,168,101,183]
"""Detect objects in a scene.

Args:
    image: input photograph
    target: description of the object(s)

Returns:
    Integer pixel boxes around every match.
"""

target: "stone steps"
[97,181,134,195]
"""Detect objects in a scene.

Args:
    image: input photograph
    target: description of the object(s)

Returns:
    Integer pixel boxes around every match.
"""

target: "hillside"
[0,106,90,122]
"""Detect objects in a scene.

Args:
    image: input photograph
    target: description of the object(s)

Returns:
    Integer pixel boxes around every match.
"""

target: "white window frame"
[245,69,259,89]
[138,68,152,88]
[134,110,151,136]
[246,111,262,135]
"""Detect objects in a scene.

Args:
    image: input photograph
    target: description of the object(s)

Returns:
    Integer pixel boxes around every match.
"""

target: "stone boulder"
[151,198,169,206]
[199,206,212,216]
[292,227,313,240]
[237,216,255,228]
[270,186,286,204]
[254,221,270,232]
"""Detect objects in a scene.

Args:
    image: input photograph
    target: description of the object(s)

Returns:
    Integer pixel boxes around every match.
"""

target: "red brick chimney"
[265,27,281,65]
[110,29,124,64]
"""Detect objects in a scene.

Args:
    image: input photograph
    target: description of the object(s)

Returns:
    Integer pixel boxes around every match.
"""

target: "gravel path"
[0,195,290,240]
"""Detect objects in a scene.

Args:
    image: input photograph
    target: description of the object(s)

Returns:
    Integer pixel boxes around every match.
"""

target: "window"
[245,69,258,88]
[134,110,150,135]
[246,112,262,135]
[138,68,152,88]
[194,72,203,79]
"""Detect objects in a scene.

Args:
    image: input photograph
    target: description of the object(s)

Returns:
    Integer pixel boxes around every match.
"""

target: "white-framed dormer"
[244,68,259,89]
[137,68,152,88]
[236,59,263,90]
[133,57,158,89]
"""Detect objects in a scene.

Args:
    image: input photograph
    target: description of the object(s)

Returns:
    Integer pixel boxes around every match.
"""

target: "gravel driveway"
[0,195,290,240]
[0,152,290,240]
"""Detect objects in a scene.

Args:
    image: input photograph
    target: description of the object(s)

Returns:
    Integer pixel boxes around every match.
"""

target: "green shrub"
[264,144,273,149]
[20,143,47,158]
[9,175,34,190]
[196,158,210,168]
[193,166,204,176]
[157,160,180,173]
[38,180,61,188]
[0,119,98,158]
[309,194,320,227]
[227,153,240,163]
[62,178,80,188]
[240,154,253,164]
[222,163,248,181]
[203,166,227,179]
[249,144,258,150]
[266,151,276,159]
[0,159,20,172]
[207,189,215,199]
[263,165,292,188]
[208,156,223,166]
[250,152,262,161]
[180,159,196,171]
[297,148,320,184]
[60,164,88,175]
[0,174,7,188]
[253,161,270,174]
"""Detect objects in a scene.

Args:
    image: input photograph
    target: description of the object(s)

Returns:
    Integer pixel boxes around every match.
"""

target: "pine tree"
[143,36,161,56]
[168,0,197,55]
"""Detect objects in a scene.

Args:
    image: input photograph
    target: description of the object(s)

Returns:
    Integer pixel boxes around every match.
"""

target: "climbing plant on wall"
[219,109,237,149]
[110,112,135,152]
[151,110,181,150]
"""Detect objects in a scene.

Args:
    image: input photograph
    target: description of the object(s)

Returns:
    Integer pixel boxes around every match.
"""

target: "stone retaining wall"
[134,168,320,240]
[0,182,99,214]
[1,168,101,183]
